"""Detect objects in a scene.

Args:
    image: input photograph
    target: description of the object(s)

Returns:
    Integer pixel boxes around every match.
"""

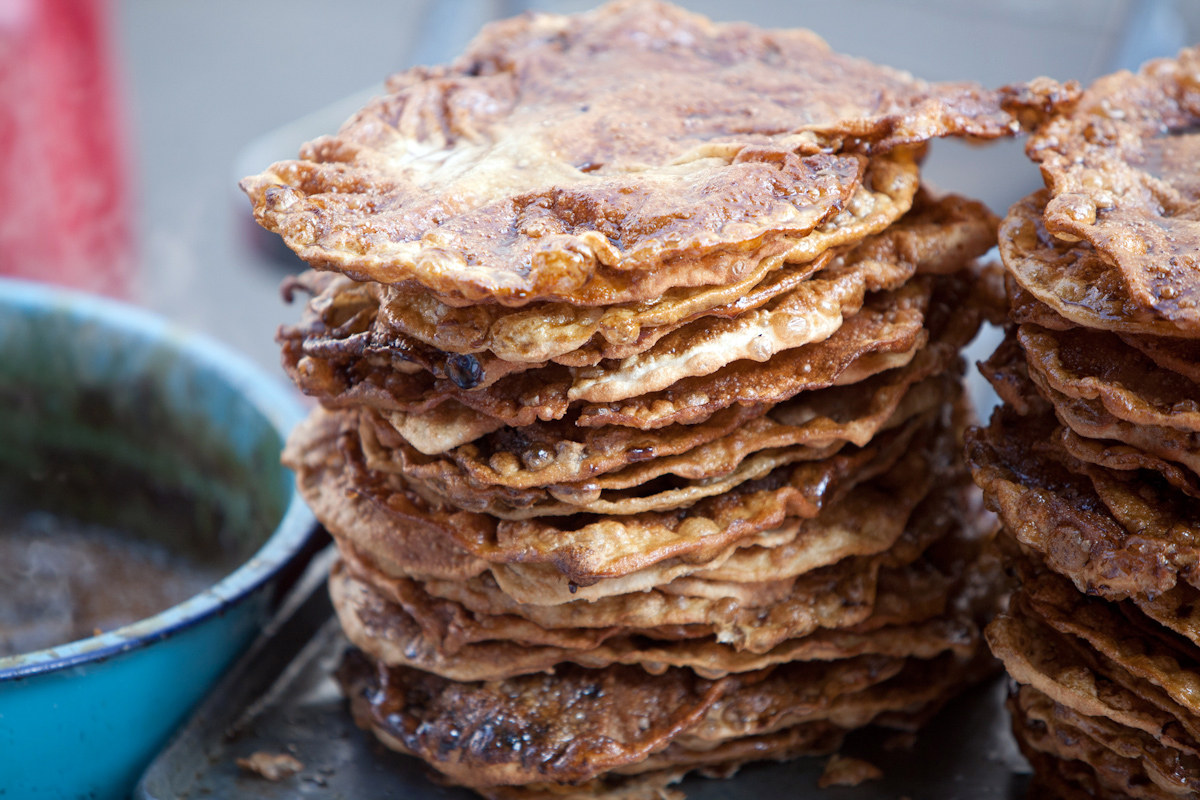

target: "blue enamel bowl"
[0,278,319,799]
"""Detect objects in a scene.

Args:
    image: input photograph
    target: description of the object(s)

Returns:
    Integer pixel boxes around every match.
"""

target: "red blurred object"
[0,0,134,297]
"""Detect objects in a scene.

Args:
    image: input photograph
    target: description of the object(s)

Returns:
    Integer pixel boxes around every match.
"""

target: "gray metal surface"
[138,550,1031,800]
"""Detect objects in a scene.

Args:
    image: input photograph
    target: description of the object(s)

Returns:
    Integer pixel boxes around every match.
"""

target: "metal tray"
[137,546,1031,800]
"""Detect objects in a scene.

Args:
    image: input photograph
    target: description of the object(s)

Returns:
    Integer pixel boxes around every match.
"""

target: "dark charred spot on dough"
[446,353,484,389]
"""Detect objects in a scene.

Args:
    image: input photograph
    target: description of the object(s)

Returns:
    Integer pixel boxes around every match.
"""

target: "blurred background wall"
[8,0,1199,377]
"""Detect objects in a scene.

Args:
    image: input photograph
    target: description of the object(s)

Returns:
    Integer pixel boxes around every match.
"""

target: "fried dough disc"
[394,435,848,520]
[579,310,922,429]
[279,191,993,419]
[278,273,541,398]
[373,401,762,476]
[240,0,1043,305]
[336,560,921,680]
[419,545,958,653]
[581,269,983,430]
[999,191,1200,339]
[359,376,955,519]
[515,726,847,798]
[678,462,938,584]
[1018,567,1200,723]
[1011,686,1193,800]
[1021,685,1200,796]
[1006,277,1200,383]
[1136,582,1200,655]
[1026,46,1200,329]
[335,649,738,788]
[479,722,846,800]
[286,404,789,599]
[340,470,964,623]
[976,325,1049,417]
[1004,273,1078,332]
[966,405,1200,600]
[1020,324,1200,433]
[383,400,507,456]
[1022,746,1165,800]
[615,618,980,681]
[979,328,1200,477]
[294,405,942,588]
[376,691,965,799]
[340,238,912,411]
[291,400,964,603]
[376,189,990,391]
[282,234,983,437]
[336,549,962,666]
[563,250,918,405]
[1120,334,1200,385]
[368,344,953,486]
[344,677,854,800]
[330,557,974,681]
[276,167,924,397]
[987,605,1200,753]
[1047,388,1200,479]
[1057,426,1200,499]
[559,191,993,402]
[610,722,845,776]
[376,246,838,368]
[370,188,993,366]
[1015,685,1185,770]
[281,277,931,428]
[280,271,964,450]
[283,409,489,584]
[1057,461,1200,591]
[288,399,964,604]
[337,645,970,791]
[675,653,970,743]
[469,440,962,606]
[1020,720,1185,800]
[477,522,802,607]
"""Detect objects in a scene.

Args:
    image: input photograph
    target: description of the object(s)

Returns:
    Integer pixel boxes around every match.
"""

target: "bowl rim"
[0,277,316,681]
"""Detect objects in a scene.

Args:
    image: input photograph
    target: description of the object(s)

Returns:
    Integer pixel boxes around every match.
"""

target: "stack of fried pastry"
[242,3,1068,797]
[968,46,1200,800]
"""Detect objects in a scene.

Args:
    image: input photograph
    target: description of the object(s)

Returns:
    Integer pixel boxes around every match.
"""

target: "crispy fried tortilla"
[242,0,1043,304]
[1027,46,1200,330]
